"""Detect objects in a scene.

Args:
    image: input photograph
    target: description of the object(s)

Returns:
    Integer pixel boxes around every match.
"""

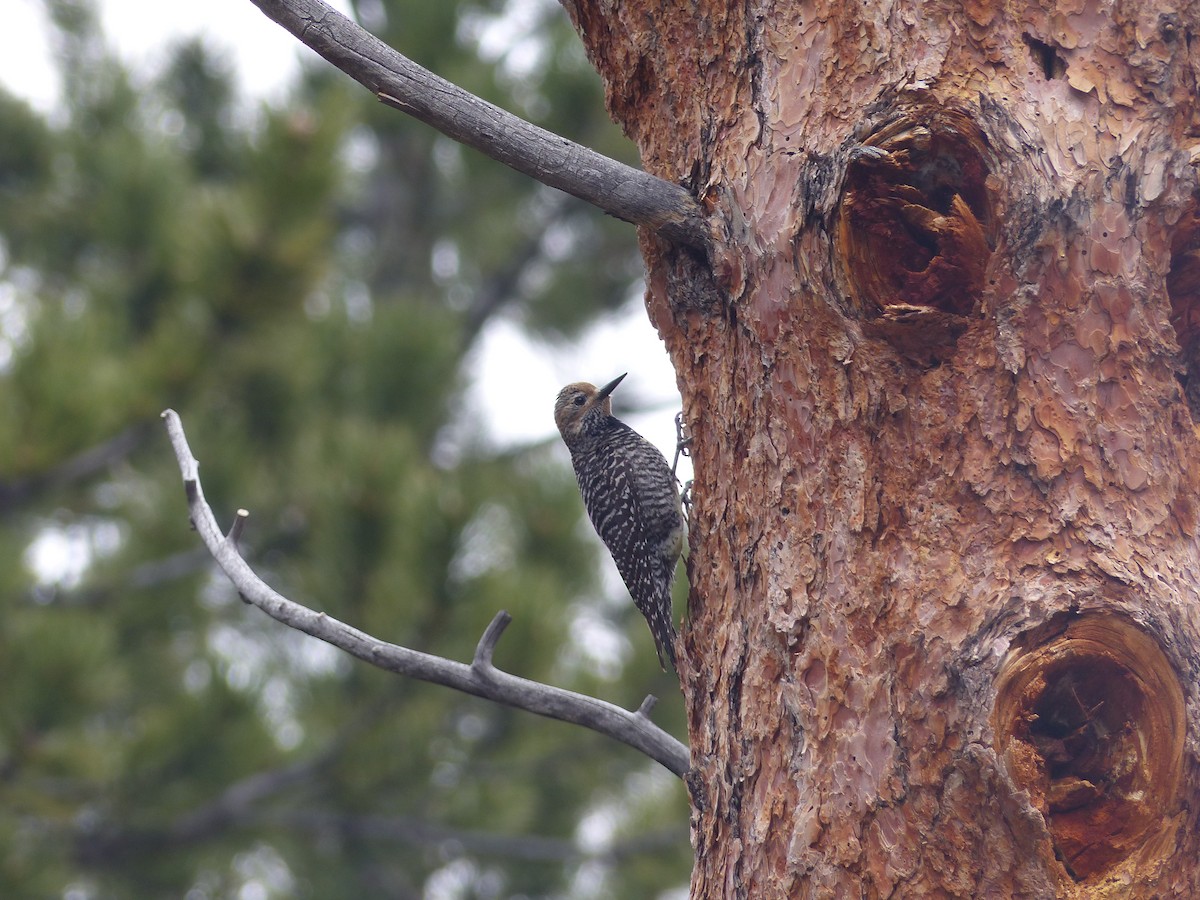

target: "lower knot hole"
[993,614,1184,882]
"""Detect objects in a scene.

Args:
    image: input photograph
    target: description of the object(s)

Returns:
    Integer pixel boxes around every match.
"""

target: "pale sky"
[0,0,337,111]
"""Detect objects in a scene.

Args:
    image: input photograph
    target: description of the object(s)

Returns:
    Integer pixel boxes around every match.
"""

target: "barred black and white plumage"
[554,374,685,671]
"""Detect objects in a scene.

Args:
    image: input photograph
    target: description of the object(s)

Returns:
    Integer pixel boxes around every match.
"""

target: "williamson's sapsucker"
[554,374,686,671]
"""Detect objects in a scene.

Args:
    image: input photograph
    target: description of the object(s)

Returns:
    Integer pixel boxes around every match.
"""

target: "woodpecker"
[554,374,686,671]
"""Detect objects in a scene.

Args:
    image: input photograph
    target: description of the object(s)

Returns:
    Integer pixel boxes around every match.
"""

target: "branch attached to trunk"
[246,0,711,251]
[160,409,690,778]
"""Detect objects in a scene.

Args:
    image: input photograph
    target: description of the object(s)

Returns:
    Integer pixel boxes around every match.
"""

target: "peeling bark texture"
[562,0,1200,896]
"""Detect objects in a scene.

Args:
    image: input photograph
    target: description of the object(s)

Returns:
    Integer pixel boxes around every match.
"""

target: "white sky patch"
[25,519,123,591]
[563,599,630,680]
[424,859,479,900]
[96,0,356,102]
[449,502,518,584]
[0,0,356,114]
[459,0,555,80]
[183,658,213,694]
[569,860,611,900]
[209,622,269,692]
[232,844,296,900]
[0,0,57,112]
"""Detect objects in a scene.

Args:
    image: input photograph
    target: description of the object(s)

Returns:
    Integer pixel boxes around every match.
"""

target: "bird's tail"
[646,584,678,672]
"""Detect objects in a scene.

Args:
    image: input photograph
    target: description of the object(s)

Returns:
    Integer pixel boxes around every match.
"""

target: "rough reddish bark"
[563,0,1200,895]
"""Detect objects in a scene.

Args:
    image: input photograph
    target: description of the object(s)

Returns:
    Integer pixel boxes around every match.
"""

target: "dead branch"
[0,422,149,515]
[256,809,687,862]
[245,0,712,251]
[160,409,690,778]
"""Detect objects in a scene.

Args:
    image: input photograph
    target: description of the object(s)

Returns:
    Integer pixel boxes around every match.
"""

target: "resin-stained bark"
[562,0,1200,895]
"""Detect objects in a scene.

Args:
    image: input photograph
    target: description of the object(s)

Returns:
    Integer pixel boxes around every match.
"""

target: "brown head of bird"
[553,373,626,446]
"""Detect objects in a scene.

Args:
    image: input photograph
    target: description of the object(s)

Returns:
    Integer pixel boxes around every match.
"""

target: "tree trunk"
[564,0,1200,895]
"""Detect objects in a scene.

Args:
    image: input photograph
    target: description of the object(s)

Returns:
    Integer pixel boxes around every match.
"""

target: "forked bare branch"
[160,409,690,777]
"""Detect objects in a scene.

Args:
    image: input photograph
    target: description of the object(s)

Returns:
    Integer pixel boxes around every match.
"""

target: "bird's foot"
[680,479,694,516]
[672,412,692,481]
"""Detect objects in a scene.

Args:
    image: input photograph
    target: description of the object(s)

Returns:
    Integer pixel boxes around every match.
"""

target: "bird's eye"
[573,395,586,406]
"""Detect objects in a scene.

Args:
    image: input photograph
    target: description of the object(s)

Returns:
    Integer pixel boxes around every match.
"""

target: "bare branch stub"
[159,409,690,777]
[473,611,511,673]
[243,0,711,251]
[228,509,249,545]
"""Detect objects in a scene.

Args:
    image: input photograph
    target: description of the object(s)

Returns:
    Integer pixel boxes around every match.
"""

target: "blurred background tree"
[0,0,690,896]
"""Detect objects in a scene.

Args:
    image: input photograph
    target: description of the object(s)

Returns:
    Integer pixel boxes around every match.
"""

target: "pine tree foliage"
[0,1,689,896]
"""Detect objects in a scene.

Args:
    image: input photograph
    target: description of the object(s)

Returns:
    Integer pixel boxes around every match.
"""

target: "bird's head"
[554,373,626,442]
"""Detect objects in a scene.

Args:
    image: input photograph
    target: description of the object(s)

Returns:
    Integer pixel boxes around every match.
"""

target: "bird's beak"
[596,373,627,402]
